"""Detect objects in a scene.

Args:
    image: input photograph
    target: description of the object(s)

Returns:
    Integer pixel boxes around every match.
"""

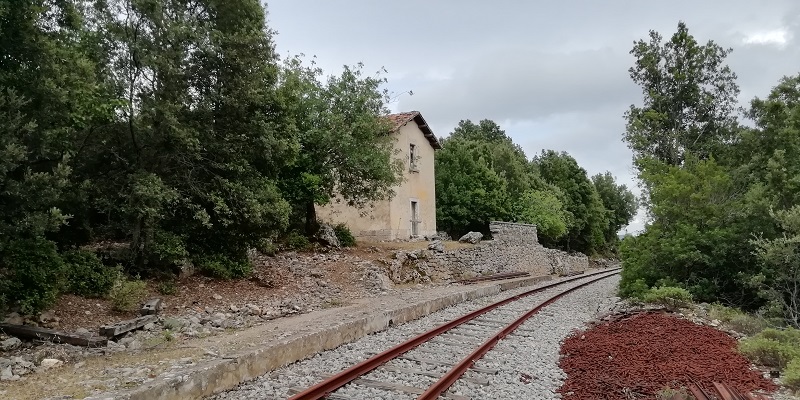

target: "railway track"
[286,268,621,400]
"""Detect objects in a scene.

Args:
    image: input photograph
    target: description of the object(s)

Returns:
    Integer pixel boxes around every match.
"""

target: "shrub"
[333,223,356,247]
[64,249,121,298]
[109,276,148,312]
[0,237,66,314]
[196,254,252,280]
[619,278,649,299]
[708,303,742,322]
[284,231,311,251]
[642,286,693,310]
[708,303,769,335]
[726,314,769,336]
[150,230,188,264]
[784,358,800,391]
[157,280,177,295]
[256,238,278,256]
[739,330,800,369]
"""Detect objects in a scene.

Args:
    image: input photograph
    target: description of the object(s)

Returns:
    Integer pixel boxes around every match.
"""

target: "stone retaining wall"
[426,221,587,277]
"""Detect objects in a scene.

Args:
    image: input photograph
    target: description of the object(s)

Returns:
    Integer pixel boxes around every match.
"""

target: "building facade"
[316,111,439,240]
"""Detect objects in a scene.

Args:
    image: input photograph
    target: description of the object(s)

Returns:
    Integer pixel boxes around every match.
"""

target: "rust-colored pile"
[557,312,776,399]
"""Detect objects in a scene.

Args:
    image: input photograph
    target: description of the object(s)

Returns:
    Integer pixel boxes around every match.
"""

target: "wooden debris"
[0,323,107,347]
[99,315,157,337]
[140,298,163,316]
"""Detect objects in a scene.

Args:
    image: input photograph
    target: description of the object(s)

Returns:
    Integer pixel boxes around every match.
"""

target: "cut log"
[140,298,163,316]
[99,315,158,337]
[0,323,107,347]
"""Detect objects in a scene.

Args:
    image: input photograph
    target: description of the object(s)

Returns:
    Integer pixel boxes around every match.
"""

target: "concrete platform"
[86,273,561,400]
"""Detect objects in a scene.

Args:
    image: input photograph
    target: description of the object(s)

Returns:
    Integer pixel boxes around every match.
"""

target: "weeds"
[108,276,147,312]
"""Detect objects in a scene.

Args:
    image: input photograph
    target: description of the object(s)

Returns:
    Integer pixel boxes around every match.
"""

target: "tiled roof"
[385,111,441,149]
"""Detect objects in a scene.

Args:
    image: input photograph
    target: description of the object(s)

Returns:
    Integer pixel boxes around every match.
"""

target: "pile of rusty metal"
[557,312,776,400]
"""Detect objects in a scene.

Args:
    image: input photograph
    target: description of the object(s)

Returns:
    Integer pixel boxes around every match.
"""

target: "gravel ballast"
[211,272,622,400]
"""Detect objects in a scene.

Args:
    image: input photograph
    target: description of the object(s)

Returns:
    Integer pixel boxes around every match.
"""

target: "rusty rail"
[418,272,619,399]
[287,268,621,400]
[685,381,772,400]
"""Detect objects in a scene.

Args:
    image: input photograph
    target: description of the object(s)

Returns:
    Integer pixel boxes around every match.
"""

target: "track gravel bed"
[211,272,622,400]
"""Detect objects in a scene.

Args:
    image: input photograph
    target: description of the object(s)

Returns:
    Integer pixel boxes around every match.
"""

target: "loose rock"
[0,337,21,351]
[458,231,483,244]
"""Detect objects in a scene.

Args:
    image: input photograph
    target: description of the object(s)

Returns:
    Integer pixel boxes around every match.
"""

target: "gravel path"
[211,272,622,400]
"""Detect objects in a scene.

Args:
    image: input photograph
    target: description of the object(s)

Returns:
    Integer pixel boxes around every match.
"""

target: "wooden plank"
[99,315,157,337]
[287,387,351,400]
[0,323,107,347]
[140,298,163,316]
[396,354,499,375]
[381,365,489,386]
[352,377,470,400]
[440,333,484,343]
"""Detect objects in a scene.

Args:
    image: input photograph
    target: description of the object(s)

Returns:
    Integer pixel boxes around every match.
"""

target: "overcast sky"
[265,1,799,233]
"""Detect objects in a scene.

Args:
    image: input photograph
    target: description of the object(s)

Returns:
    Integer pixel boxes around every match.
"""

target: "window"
[410,200,419,237]
[409,143,418,172]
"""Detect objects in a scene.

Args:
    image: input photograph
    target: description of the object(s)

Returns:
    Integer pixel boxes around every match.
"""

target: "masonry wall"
[425,221,588,277]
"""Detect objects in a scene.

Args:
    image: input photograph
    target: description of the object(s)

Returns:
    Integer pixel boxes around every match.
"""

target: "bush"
[284,231,311,251]
[739,328,800,369]
[784,358,800,391]
[157,280,178,295]
[256,238,278,256]
[619,278,649,299]
[333,223,356,247]
[642,286,693,310]
[0,237,66,314]
[64,249,121,298]
[108,276,148,312]
[739,337,799,369]
[708,303,769,335]
[196,254,252,280]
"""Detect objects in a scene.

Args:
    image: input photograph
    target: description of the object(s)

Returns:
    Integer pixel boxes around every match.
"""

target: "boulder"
[431,231,452,241]
[427,240,445,252]
[316,223,340,248]
[39,358,63,370]
[0,337,21,352]
[2,312,22,325]
[458,231,483,244]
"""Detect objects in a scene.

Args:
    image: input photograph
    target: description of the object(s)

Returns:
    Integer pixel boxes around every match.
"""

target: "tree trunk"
[305,201,319,236]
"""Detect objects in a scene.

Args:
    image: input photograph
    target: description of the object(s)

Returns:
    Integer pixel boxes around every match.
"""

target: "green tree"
[592,172,638,250]
[516,189,568,241]
[276,57,402,234]
[78,0,294,274]
[751,206,800,328]
[0,0,114,312]
[534,150,607,254]
[619,157,761,305]
[624,21,740,169]
[435,137,509,237]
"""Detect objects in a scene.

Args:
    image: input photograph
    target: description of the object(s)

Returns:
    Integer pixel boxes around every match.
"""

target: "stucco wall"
[388,122,437,239]
[315,199,392,240]
[316,120,437,240]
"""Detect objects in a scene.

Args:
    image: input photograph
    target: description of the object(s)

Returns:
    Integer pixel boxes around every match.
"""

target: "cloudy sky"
[265,1,799,233]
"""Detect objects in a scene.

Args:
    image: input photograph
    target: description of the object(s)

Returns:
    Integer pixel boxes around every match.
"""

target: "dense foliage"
[620,21,800,326]
[0,0,403,313]
[435,120,636,254]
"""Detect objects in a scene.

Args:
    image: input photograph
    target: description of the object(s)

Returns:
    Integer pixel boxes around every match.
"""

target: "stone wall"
[424,221,587,278]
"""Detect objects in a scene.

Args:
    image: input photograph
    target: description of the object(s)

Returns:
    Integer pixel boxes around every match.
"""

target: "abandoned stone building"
[316,111,440,240]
